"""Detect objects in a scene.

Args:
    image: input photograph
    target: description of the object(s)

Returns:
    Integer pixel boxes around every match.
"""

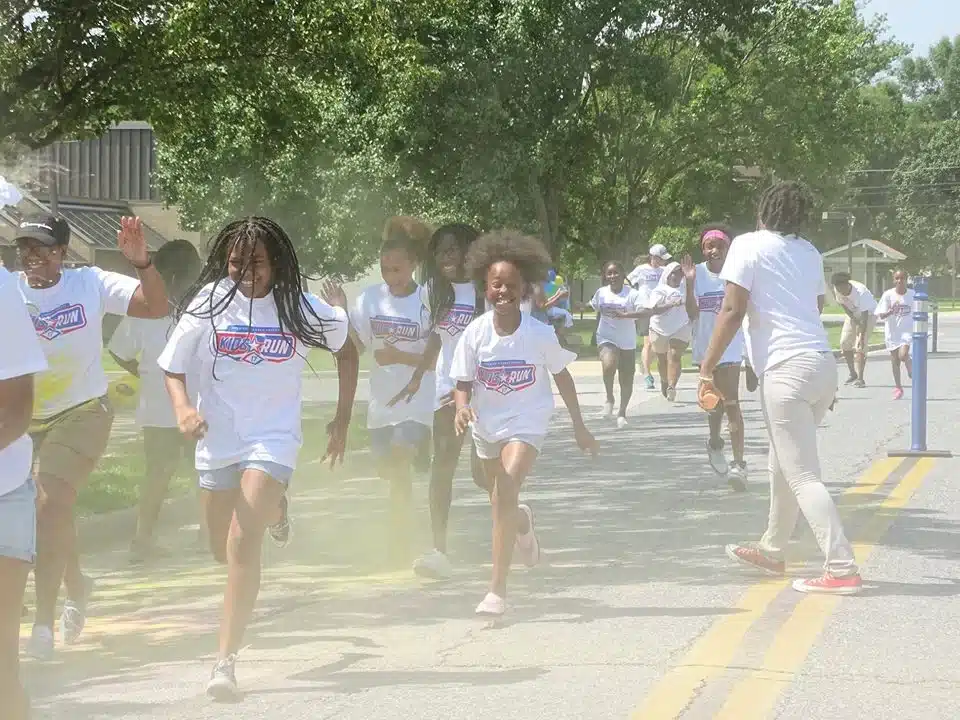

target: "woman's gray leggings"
[758,351,858,576]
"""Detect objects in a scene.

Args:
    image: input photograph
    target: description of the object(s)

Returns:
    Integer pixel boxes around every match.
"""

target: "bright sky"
[864,0,960,56]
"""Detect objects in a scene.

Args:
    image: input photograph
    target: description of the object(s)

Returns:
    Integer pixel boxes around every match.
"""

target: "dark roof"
[56,202,165,251]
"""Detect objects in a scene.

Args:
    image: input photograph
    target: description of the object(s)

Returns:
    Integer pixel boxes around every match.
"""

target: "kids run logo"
[598,302,627,317]
[477,360,537,395]
[30,302,87,341]
[215,325,297,365]
[371,315,420,345]
[438,303,474,337]
[697,291,724,313]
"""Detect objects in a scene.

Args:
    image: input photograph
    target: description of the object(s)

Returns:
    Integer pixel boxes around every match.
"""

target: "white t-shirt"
[157,282,348,470]
[350,283,434,429]
[109,315,198,428]
[834,279,877,315]
[720,230,830,376]
[646,285,689,337]
[589,285,642,350]
[427,281,478,407]
[691,262,744,365]
[0,268,48,496]
[627,263,663,292]
[875,288,914,350]
[450,312,576,442]
[18,267,140,419]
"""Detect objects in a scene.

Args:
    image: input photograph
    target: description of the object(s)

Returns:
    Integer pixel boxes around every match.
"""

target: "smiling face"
[435,233,466,282]
[893,270,908,294]
[380,247,416,295]
[227,239,272,298]
[604,262,624,291]
[16,239,65,287]
[702,236,728,269]
[485,260,525,317]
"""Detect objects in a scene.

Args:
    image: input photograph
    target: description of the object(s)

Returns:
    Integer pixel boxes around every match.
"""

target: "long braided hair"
[421,223,481,329]
[757,181,814,236]
[176,217,336,375]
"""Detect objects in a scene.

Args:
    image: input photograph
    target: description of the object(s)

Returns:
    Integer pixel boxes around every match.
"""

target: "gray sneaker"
[707,440,729,476]
[60,574,94,645]
[25,624,54,661]
[727,462,748,492]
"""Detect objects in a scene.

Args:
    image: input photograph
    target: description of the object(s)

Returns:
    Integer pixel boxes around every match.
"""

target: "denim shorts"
[199,461,294,492]
[0,477,37,563]
[369,421,431,459]
[472,432,545,460]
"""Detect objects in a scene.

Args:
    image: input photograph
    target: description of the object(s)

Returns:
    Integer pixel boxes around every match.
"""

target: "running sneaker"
[707,439,728,475]
[60,574,94,645]
[853,379,866,389]
[206,654,239,701]
[792,573,862,595]
[725,543,785,575]
[616,416,628,430]
[844,374,858,385]
[413,549,453,580]
[893,387,904,400]
[666,386,677,402]
[601,401,614,418]
[727,462,748,492]
[268,494,292,548]
[475,592,506,617]
[515,504,541,568]
[24,625,54,661]
[645,374,656,391]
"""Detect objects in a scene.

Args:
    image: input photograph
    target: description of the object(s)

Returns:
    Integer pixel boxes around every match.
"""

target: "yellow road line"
[630,456,904,719]
[713,457,937,720]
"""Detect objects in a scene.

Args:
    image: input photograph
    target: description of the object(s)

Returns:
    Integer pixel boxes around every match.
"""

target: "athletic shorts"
[30,396,114,486]
[0,477,37,564]
[199,461,294,491]
[472,432,545,460]
[369,421,431,459]
[840,315,876,353]
[649,325,692,354]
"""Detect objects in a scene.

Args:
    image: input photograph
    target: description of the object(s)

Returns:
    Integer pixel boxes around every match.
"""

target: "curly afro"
[466,229,552,291]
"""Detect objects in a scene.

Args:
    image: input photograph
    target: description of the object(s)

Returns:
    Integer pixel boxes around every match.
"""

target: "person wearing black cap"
[14,213,169,660]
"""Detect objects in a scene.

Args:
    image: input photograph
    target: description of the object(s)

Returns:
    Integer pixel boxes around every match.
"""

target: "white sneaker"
[515,504,541,567]
[413,549,453,580]
[206,654,239,701]
[666,386,677,402]
[601,401,614,418]
[475,592,506,616]
[616,416,628,430]
[707,440,729,475]
[727,462,748,492]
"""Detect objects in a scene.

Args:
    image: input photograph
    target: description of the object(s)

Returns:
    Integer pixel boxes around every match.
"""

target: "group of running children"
[0,200,916,712]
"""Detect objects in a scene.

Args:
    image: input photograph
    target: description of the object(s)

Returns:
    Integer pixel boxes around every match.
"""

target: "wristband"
[133,260,153,271]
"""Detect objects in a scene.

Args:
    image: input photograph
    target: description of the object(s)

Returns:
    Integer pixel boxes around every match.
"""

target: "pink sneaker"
[792,572,862,595]
[515,504,541,568]
[725,543,785,575]
[893,387,904,400]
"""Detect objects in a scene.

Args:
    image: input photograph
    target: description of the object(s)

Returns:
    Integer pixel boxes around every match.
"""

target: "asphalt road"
[24,321,960,719]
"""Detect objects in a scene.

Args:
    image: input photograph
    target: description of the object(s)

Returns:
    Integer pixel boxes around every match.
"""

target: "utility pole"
[846,213,855,276]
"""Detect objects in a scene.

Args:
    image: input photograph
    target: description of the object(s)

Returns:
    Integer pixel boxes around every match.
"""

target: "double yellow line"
[632,456,938,720]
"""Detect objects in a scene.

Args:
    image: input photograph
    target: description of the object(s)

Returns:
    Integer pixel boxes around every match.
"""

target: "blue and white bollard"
[889,276,952,458]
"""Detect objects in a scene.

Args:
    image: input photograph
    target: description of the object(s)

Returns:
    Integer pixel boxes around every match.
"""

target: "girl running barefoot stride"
[699,181,861,596]
[875,269,914,400]
[682,226,748,490]
[158,217,359,700]
[450,230,598,618]
[645,262,690,401]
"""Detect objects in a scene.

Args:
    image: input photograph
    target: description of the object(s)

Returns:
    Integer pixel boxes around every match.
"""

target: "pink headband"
[701,229,731,247]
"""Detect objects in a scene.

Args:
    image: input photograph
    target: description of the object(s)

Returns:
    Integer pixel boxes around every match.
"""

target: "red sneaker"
[792,573,862,595]
[725,543,785,576]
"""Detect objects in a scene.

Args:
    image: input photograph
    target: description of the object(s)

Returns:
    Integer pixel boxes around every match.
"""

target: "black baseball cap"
[14,214,70,246]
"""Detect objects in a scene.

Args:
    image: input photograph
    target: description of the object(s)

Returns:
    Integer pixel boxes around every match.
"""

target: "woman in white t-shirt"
[108,240,204,562]
[831,271,877,388]
[645,261,691,401]
[341,232,435,566]
[158,217,358,700]
[875,269,914,400]
[698,181,861,596]
[14,213,168,661]
[390,224,486,580]
[681,225,748,491]
[589,261,645,428]
[451,230,598,618]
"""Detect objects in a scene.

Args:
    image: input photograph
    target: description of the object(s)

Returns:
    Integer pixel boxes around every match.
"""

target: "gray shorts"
[472,431,545,460]
[199,461,294,492]
[0,477,37,563]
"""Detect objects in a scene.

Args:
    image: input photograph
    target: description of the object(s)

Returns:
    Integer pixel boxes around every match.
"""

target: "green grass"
[822,297,959,314]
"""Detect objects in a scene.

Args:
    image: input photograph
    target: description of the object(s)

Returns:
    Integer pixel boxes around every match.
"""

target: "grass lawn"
[821,297,960,314]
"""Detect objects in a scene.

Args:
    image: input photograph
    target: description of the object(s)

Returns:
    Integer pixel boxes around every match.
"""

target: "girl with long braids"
[681,225,748,491]
[157,217,359,700]
[699,181,861,595]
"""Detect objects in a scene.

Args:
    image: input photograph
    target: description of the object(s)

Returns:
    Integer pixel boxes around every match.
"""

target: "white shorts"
[649,325,692,354]
[472,431,545,460]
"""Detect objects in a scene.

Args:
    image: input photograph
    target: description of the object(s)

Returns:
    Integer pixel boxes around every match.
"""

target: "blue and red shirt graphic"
[371,315,421,345]
[214,325,297,365]
[30,302,87,341]
[438,303,474,337]
[477,359,537,395]
[697,291,724,313]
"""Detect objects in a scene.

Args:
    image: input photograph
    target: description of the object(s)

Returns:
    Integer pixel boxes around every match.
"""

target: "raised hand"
[320,279,347,310]
[681,253,697,282]
[118,216,150,269]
